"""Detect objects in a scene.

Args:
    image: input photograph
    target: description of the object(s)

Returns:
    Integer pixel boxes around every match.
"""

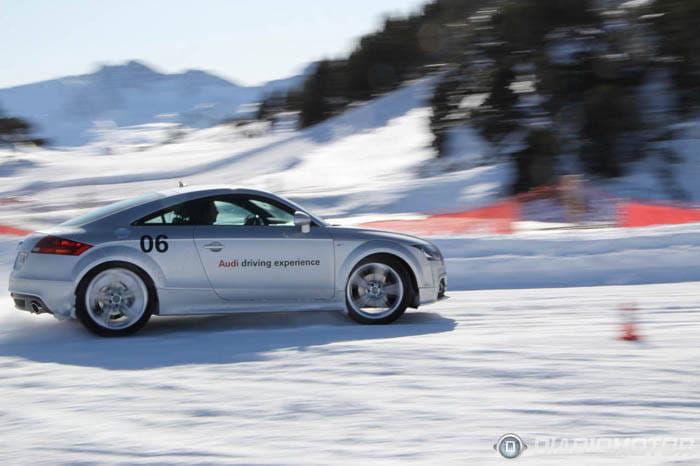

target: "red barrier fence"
[0,225,31,236]
[361,200,700,235]
[618,203,700,228]
[360,201,519,235]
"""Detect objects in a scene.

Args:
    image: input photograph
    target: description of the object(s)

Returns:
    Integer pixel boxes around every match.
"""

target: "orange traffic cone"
[618,303,641,341]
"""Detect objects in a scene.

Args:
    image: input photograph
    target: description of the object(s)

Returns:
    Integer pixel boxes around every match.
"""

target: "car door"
[191,195,335,301]
[130,208,209,290]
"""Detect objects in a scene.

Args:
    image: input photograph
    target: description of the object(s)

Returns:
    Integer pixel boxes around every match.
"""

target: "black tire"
[345,256,410,325]
[75,262,155,337]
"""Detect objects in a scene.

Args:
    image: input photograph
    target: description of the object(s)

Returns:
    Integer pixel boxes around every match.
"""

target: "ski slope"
[2,76,699,232]
[0,77,510,230]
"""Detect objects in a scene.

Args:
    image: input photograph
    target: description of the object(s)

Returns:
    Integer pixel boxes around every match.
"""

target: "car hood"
[328,225,437,247]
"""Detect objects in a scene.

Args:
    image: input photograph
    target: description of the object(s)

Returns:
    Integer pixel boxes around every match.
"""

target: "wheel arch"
[74,260,160,315]
[339,242,422,308]
[356,252,420,308]
[72,245,167,290]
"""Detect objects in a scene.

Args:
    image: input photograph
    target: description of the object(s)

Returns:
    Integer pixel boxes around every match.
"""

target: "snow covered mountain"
[0,60,311,147]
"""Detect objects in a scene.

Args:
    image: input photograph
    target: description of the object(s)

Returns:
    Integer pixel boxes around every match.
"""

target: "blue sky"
[1,0,427,88]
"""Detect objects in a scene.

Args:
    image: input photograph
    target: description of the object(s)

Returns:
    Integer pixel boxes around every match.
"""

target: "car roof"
[154,185,271,198]
[62,184,328,228]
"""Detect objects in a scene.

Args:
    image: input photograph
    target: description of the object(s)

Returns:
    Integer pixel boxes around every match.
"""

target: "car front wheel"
[76,263,154,337]
[345,258,409,324]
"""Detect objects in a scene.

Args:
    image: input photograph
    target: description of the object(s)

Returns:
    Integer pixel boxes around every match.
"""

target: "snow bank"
[436,223,700,290]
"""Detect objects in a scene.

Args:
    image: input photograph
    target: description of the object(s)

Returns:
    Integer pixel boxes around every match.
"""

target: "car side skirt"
[156,288,346,315]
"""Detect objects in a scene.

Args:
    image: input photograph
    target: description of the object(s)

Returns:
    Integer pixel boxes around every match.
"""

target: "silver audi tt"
[9,186,447,336]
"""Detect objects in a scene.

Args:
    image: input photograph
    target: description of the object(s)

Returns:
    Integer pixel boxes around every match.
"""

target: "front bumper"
[419,260,447,306]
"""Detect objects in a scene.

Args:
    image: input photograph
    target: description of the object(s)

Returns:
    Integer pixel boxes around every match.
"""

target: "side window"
[211,200,256,226]
[135,195,299,227]
[209,197,295,226]
[142,210,176,225]
[135,200,211,225]
[249,199,295,226]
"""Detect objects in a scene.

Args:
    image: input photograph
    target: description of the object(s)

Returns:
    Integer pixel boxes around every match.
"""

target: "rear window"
[61,193,163,226]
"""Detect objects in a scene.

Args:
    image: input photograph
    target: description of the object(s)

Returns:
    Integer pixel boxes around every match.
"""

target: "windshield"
[61,192,163,226]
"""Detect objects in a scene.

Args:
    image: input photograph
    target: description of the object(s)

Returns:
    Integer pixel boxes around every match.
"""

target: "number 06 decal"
[140,235,169,253]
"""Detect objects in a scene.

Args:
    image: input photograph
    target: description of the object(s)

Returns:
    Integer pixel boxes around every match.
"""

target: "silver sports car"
[9,186,447,336]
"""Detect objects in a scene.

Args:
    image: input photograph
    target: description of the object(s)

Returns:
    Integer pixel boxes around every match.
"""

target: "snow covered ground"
[1,218,699,464]
[1,261,698,463]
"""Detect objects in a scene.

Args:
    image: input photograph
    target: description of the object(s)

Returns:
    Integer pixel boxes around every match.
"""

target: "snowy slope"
[1,73,699,233]
[0,60,312,147]
[0,77,513,230]
[606,119,700,202]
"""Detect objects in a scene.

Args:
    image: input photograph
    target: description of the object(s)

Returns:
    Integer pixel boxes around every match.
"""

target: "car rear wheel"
[345,258,409,324]
[76,263,154,336]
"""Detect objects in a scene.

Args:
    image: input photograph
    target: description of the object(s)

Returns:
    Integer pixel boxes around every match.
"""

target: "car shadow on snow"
[0,309,456,370]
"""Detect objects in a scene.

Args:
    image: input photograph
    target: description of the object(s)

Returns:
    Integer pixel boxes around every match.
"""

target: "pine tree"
[0,108,46,149]
[293,0,494,127]
[300,61,333,128]
[651,0,700,113]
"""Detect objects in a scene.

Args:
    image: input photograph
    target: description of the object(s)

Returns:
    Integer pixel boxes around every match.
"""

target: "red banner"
[0,225,31,236]
[360,201,519,235]
[619,203,700,228]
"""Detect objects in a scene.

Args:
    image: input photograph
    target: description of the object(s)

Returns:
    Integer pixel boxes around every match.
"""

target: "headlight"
[413,243,443,262]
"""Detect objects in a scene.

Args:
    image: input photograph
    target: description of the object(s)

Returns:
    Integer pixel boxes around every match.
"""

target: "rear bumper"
[11,293,52,314]
[8,277,75,318]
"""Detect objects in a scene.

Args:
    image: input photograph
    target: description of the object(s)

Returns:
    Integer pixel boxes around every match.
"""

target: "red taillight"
[31,236,92,256]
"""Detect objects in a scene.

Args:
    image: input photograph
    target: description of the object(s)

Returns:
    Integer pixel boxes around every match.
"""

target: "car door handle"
[203,242,224,252]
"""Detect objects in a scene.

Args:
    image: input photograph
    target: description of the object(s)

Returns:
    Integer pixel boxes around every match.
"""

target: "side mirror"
[294,211,312,233]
